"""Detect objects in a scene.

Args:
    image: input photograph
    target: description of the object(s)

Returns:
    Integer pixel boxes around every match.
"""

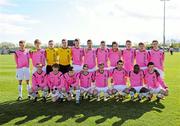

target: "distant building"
[68,40,74,47]
[0,47,10,55]
[107,44,126,49]
[80,44,126,49]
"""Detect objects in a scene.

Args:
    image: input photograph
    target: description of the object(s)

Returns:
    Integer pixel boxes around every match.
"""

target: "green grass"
[0,53,180,126]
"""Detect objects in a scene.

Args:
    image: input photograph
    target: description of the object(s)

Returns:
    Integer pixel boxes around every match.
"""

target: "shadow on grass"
[0,98,165,126]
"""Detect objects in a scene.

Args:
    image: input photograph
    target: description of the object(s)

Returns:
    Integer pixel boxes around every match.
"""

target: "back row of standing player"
[14,38,166,101]
[16,39,165,75]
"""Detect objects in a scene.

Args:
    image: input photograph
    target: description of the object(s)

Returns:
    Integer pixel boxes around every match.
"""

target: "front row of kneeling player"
[29,60,168,103]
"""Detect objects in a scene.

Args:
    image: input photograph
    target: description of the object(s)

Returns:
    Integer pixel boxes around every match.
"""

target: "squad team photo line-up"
[14,38,168,104]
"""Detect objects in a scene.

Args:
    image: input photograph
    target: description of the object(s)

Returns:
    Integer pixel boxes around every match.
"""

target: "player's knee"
[140,87,149,93]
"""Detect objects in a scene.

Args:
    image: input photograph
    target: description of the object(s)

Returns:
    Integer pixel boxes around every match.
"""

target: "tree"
[25,42,34,49]
[0,42,15,49]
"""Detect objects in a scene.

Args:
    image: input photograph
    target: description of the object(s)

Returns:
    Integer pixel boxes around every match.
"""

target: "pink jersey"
[47,71,64,90]
[63,73,79,90]
[108,49,121,67]
[110,68,127,85]
[144,70,167,89]
[93,70,109,87]
[149,49,164,70]
[129,70,144,87]
[122,48,135,72]
[14,49,30,68]
[30,49,46,67]
[32,71,47,90]
[71,47,84,65]
[79,72,93,88]
[96,48,109,67]
[135,50,149,68]
[84,48,96,69]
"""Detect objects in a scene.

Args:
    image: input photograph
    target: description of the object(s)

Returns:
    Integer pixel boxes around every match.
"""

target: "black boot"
[33,97,37,102]
[42,97,46,102]
[17,96,22,101]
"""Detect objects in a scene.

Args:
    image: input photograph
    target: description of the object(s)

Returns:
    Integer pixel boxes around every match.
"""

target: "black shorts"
[46,65,53,74]
[59,64,70,74]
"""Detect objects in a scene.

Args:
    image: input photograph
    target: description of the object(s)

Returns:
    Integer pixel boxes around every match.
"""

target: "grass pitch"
[0,53,180,126]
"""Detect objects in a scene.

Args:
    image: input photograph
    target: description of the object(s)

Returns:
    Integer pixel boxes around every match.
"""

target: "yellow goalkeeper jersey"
[57,47,72,65]
[45,48,58,65]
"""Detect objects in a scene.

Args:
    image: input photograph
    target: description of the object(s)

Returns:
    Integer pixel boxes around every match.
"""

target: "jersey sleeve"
[158,76,168,89]
[29,50,33,59]
[91,71,96,82]
[32,74,37,90]
[121,49,124,57]
[47,75,52,90]
[119,49,122,59]
[45,49,47,58]
[63,74,69,88]
[55,48,59,62]
[57,75,65,89]
[109,69,113,77]
[108,70,113,84]
[124,70,128,83]
[125,69,128,77]
[107,70,110,77]
[69,48,72,60]
[43,74,48,87]
[14,52,18,68]
[148,50,151,61]
[81,48,85,57]
[43,49,46,61]
[147,51,150,63]
[162,51,165,62]
[71,74,79,87]
[133,49,136,58]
